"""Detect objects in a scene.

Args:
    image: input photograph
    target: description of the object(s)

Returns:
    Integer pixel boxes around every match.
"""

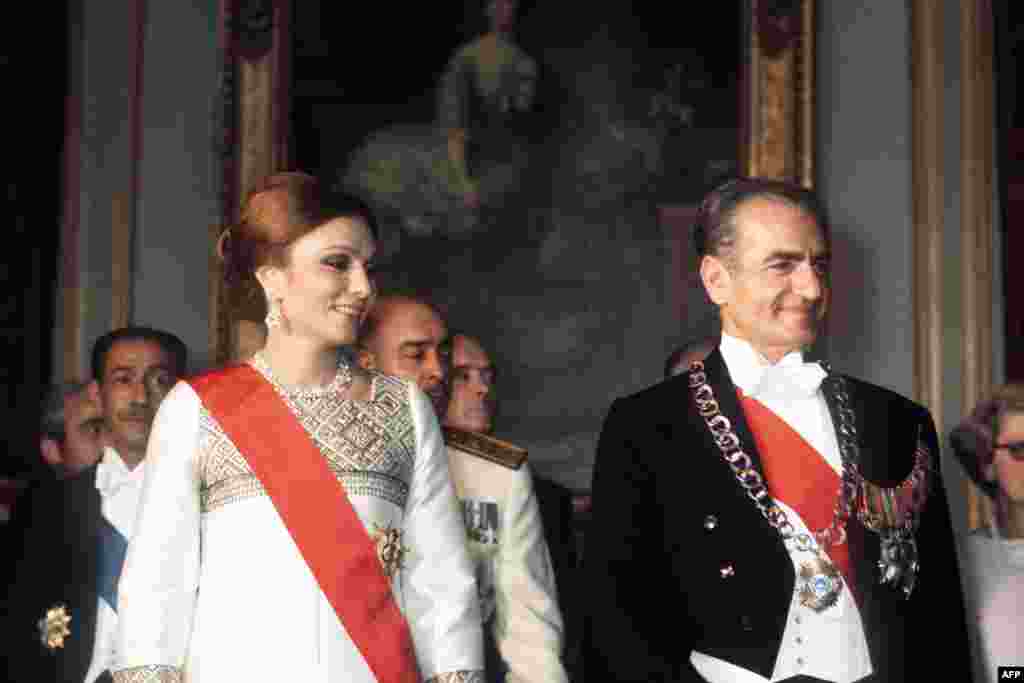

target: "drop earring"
[265,297,283,329]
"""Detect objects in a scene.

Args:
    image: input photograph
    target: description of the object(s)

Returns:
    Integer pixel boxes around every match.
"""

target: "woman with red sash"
[112,173,484,683]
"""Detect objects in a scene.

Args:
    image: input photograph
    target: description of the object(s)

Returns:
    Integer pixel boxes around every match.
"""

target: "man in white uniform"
[358,299,567,683]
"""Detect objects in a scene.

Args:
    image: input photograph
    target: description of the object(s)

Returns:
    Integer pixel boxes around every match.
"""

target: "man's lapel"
[821,371,929,642]
[820,374,913,487]
[681,349,796,598]
[63,466,104,678]
[698,349,769,485]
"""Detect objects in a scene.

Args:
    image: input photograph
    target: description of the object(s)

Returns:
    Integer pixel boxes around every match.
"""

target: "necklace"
[688,359,931,610]
[250,351,353,400]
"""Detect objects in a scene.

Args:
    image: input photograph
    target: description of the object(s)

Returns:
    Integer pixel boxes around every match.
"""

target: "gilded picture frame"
[210,0,817,365]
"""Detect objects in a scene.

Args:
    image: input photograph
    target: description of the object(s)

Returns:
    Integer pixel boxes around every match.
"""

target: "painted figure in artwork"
[342,0,537,243]
[438,0,537,216]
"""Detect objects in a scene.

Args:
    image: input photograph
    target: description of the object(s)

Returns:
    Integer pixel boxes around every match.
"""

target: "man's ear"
[699,254,732,306]
[40,438,64,468]
[356,348,376,371]
[254,264,283,296]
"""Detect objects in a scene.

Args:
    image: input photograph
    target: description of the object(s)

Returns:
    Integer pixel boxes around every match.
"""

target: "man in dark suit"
[3,326,186,683]
[583,178,972,682]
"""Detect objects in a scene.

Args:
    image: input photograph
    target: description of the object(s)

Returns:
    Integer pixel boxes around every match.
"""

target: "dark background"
[291,1,742,183]
[995,0,1024,383]
[1,3,68,476]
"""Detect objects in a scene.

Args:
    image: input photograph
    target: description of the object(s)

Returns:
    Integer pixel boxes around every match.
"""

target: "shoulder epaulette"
[442,427,528,470]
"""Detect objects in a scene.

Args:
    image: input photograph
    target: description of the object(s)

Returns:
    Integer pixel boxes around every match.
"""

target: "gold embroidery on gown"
[113,665,180,683]
[428,671,486,683]
[198,366,415,513]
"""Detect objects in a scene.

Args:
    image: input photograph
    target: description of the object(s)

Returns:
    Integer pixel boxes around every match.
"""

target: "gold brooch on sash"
[372,523,408,579]
[37,604,72,650]
[796,553,844,612]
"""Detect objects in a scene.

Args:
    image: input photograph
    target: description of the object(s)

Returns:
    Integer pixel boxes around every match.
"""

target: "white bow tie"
[750,360,827,400]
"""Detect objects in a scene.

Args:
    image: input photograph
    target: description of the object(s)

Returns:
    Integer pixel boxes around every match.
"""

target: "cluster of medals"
[689,360,932,613]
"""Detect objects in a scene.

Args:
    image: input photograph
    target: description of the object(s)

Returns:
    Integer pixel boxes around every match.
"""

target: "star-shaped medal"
[37,604,72,650]
[372,523,409,579]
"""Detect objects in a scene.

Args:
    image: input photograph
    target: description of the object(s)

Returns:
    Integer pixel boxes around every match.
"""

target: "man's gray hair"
[39,381,89,443]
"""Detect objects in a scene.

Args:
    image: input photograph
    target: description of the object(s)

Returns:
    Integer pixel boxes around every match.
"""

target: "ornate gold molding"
[911,0,945,432]
[211,0,291,365]
[111,192,134,330]
[911,0,996,531]
[960,0,995,530]
[744,0,815,187]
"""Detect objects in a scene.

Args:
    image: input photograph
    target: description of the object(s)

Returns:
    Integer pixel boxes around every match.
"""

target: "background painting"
[289,0,743,491]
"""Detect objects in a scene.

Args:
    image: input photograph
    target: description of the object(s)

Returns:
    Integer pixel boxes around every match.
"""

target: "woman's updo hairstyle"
[217,172,378,293]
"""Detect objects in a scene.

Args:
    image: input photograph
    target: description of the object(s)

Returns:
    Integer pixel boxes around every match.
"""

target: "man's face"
[61,388,105,475]
[444,335,496,434]
[96,339,177,464]
[39,385,105,478]
[701,197,829,363]
[360,301,450,416]
[488,0,518,33]
[990,411,1024,504]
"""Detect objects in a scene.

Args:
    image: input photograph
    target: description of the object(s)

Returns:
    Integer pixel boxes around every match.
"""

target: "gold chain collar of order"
[687,359,931,605]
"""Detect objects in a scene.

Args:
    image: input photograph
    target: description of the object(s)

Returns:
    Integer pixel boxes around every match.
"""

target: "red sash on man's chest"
[188,364,419,683]
[737,391,857,598]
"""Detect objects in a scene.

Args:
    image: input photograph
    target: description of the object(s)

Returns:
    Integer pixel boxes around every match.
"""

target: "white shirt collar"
[95,447,146,497]
[718,333,806,394]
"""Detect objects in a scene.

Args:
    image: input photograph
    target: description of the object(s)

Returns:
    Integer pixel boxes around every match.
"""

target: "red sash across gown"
[189,364,420,683]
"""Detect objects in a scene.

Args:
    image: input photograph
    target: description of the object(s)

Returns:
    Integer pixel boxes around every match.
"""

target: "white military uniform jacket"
[113,362,484,683]
[445,429,568,683]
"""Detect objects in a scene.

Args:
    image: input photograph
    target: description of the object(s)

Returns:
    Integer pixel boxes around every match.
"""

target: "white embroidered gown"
[113,359,484,683]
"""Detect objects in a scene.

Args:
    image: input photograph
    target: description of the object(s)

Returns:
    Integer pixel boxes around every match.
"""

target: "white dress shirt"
[689,333,873,683]
[85,447,147,683]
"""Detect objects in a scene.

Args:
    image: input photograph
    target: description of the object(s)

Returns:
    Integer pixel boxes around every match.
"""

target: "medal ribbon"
[737,390,858,602]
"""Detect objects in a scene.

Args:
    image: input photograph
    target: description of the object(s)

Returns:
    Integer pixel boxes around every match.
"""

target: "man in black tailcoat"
[3,326,186,682]
[583,178,971,682]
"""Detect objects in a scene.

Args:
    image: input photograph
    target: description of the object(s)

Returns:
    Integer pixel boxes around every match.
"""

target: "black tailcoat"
[2,464,106,682]
[582,350,971,682]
